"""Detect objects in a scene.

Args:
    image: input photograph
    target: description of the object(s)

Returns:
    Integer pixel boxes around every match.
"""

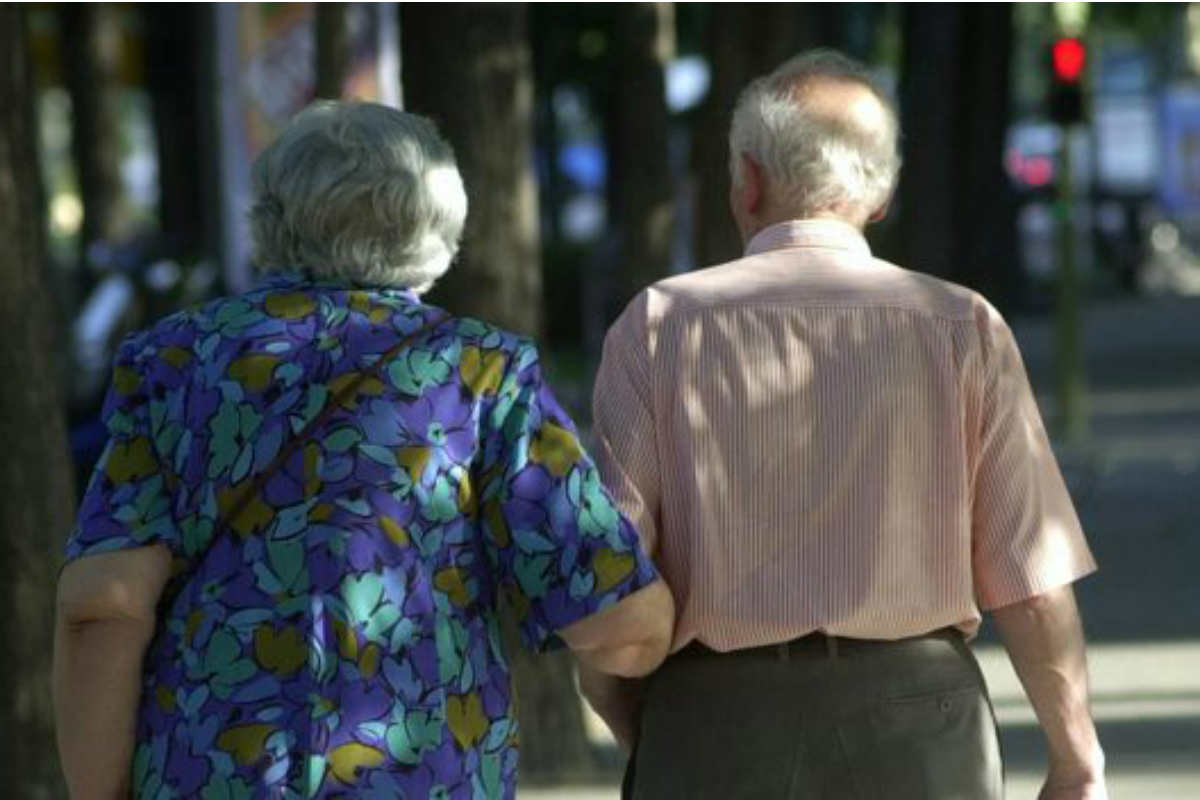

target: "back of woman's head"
[249,102,467,292]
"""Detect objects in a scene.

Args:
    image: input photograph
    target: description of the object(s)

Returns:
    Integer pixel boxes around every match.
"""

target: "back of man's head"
[729,49,901,226]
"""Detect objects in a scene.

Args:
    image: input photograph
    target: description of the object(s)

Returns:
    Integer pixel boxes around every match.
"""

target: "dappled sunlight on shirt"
[593,219,1096,652]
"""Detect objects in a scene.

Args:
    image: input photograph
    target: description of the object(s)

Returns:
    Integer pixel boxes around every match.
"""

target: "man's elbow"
[991,583,1077,624]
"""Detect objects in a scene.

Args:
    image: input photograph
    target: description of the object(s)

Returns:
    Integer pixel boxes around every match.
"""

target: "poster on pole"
[1094,95,1158,194]
[215,4,401,292]
[1160,85,1200,216]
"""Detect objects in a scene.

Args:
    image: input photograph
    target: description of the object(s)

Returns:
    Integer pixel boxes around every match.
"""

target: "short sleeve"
[971,304,1097,609]
[66,336,182,562]
[477,342,659,652]
[592,293,661,556]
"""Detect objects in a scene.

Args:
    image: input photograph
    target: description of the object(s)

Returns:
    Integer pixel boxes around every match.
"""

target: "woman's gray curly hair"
[249,101,467,292]
[730,49,901,223]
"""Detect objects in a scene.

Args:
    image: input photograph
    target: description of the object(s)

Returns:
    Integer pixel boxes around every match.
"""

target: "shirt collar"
[744,219,873,260]
[255,269,421,304]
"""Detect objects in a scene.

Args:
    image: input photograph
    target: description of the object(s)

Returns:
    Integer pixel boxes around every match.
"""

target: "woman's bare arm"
[558,579,674,678]
[54,544,171,799]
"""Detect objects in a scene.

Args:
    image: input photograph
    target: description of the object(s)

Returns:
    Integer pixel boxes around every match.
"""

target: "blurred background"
[1,2,1198,797]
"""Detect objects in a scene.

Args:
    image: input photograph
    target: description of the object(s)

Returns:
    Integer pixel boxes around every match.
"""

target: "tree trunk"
[0,5,76,796]
[604,3,675,320]
[404,3,595,782]
[896,5,964,281]
[528,4,578,349]
[143,5,214,259]
[61,3,126,259]
[839,4,884,61]
[504,641,600,784]
[314,2,350,100]
[693,5,837,268]
[402,3,542,339]
[896,5,1020,311]
[954,5,1020,312]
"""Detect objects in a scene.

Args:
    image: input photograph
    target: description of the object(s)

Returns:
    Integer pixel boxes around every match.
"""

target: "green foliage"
[1090,3,1181,40]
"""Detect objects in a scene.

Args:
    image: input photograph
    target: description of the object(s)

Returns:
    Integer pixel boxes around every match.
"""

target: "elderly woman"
[53,102,673,799]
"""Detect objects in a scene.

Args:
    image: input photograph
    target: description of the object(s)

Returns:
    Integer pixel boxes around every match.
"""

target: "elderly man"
[582,51,1105,799]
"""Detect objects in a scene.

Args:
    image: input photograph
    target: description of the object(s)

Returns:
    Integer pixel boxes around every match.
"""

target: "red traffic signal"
[1048,37,1086,124]
[1052,37,1086,83]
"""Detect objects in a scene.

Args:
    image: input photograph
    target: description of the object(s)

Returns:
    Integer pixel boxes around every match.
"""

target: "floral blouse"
[67,272,658,799]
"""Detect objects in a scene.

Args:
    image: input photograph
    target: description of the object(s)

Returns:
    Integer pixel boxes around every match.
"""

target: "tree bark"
[896,5,963,281]
[0,4,76,796]
[693,5,841,268]
[954,5,1021,312]
[504,640,600,784]
[143,5,214,259]
[528,4,578,349]
[895,5,1020,311]
[402,3,542,339]
[61,3,126,258]
[405,5,596,781]
[604,3,675,319]
[314,2,350,100]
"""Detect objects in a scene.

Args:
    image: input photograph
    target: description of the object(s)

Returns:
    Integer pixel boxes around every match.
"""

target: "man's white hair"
[249,101,467,292]
[729,49,901,221]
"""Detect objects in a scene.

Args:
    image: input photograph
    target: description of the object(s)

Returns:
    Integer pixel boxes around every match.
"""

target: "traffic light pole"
[1054,125,1088,447]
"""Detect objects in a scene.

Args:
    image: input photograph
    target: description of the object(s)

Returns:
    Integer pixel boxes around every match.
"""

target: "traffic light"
[1049,37,1086,125]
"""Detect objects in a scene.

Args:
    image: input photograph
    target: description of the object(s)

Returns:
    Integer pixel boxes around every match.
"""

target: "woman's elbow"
[587,597,675,676]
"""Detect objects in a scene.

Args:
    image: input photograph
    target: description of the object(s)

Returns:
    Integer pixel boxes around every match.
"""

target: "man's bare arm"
[991,584,1106,800]
[54,544,171,799]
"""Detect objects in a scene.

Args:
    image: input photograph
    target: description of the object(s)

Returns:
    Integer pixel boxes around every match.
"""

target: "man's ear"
[867,186,895,224]
[739,153,766,215]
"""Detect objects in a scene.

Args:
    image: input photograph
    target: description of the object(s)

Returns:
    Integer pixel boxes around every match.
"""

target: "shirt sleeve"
[478,341,659,652]
[66,335,182,562]
[591,293,661,557]
[971,303,1097,609]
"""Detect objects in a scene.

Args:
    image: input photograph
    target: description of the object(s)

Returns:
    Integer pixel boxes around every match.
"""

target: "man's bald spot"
[785,76,892,139]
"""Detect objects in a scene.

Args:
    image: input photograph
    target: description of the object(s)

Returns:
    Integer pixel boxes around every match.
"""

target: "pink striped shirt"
[592,219,1096,652]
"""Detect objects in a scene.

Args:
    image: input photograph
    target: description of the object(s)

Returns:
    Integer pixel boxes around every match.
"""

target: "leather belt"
[674,628,959,662]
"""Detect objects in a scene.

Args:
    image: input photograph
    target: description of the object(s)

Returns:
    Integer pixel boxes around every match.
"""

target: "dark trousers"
[624,629,1003,800]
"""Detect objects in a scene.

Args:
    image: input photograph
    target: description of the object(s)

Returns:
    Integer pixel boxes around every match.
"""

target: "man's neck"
[740,210,866,248]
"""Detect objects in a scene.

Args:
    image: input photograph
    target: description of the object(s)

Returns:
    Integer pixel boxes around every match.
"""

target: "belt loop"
[826,635,839,660]
[777,642,791,662]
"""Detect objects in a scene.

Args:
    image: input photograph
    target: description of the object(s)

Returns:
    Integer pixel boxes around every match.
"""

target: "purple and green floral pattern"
[67,272,658,799]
